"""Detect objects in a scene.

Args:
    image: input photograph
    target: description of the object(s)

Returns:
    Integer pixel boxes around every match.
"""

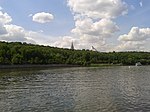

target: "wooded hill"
[0,41,150,66]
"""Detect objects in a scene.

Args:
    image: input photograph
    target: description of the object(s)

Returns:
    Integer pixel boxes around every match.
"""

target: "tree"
[12,54,23,64]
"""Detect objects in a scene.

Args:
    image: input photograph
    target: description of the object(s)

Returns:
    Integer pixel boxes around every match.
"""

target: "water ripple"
[0,66,150,112]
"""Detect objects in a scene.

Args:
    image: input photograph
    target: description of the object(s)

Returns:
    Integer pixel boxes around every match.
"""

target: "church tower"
[71,41,74,50]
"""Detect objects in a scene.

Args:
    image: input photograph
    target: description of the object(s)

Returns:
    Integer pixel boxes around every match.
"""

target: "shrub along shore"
[0,41,150,67]
[0,64,80,69]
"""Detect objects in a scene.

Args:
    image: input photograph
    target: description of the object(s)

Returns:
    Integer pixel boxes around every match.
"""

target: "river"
[0,66,150,112]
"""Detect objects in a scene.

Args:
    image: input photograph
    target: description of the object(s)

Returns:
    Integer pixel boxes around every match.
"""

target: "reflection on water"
[0,66,150,112]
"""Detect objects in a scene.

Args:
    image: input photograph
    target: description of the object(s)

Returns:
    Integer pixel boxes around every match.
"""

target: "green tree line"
[0,41,150,66]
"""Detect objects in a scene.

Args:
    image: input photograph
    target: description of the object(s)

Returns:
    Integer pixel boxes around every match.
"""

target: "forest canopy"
[0,41,150,66]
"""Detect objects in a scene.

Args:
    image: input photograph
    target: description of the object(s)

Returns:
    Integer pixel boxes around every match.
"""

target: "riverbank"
[0,64,80,69]
[89,63,123,67]
[0,63,149,69]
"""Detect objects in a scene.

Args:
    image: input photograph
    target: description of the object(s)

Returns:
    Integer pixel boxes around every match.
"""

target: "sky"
[0,0,150,52]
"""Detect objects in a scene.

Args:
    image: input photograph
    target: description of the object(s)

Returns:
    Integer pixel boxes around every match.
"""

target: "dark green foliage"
[0,41,150,65]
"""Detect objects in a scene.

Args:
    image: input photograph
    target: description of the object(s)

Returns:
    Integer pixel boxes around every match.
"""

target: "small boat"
[135,62,142,66]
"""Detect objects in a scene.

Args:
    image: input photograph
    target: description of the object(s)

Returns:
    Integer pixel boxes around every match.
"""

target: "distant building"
[71,41,74,50]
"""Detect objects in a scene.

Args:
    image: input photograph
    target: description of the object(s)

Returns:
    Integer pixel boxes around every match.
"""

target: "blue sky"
[0,0,74,36]
[0,0,150,51]
[116,0,150,32]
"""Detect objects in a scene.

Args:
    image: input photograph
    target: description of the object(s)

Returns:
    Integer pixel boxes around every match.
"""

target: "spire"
[71,41,74,50]
[91,46,97,52]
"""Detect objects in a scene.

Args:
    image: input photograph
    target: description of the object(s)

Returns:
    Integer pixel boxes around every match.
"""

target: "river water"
[0,66,150,112]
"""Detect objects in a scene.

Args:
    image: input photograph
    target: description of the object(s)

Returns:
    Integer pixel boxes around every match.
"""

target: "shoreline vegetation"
[0,64,80,69]
[1,63,149,70]
[0,63,123,69]
[0,41,150,68]
[90,63,122,67]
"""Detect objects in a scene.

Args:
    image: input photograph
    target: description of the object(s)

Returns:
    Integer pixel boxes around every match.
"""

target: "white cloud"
[25,31,54,45]
[116,27,150,51]
[0,11,12,24]
[0,24,7,35]
[72,18,119,38]
[0,7,2,10]
[52,35,115,51]
[0,24,56,45]
[29,14,33,17]
[116,41,145,51]
[0,10,54,45]
[78,34,107,50]
[118,27,150,41]
[68,0,128,19]
[52,18,119,51]
[68,18,119,51]
[65,0,128,51]
[39,30,44,33]
[0,11,11,35]
[0,12,28,42]
[0,24,27,42]
[64,16,119,51]
[32,12,54,23]
[0,1,130,52]
[0,23,54,44]
[52,36,76,48]
[140,1,143,7]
